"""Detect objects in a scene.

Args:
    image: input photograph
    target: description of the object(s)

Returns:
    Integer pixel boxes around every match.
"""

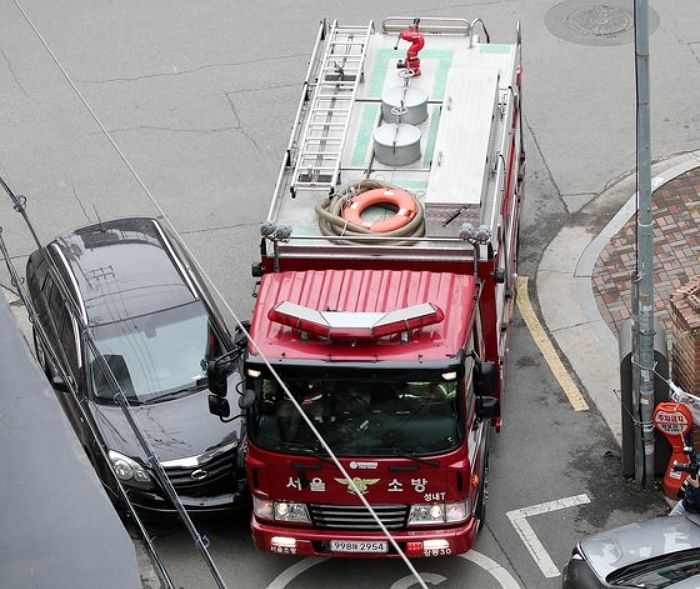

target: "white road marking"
[460,551,521,589]
[506,494,590,578]
[265,557,328,589]
[389,573,446,589]
[264,549,521,589]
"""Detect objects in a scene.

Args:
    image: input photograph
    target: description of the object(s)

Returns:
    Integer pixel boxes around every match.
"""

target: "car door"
[26,252,53,372]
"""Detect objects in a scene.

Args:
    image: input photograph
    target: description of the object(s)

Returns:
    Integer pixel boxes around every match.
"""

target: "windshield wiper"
[373,447,439,468]
[297,444,336,464]
[268,441,336,464]
[148,383,205,403]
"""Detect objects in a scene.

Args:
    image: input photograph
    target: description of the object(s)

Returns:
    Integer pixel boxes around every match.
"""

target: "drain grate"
[568,5,632,37]
[546,0,660,46]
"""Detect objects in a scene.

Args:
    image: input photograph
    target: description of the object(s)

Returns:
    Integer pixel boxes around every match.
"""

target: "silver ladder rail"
[290,20,374,195]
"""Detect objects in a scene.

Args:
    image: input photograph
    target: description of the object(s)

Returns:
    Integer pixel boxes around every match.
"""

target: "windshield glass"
[249,375,462,456]
[90,302,220,403]
[609,550,700,588]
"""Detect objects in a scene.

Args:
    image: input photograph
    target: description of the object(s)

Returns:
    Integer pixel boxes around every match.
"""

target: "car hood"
[90,389,243,463]
[580,514,700,579]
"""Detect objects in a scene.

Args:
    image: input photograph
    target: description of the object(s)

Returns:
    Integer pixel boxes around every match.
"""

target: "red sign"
[653,402,694,499]
[653,407,691,436]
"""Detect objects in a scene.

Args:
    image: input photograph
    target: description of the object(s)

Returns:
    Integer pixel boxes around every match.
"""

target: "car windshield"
[608,549,700,588]
[249,375,462,456]
[89,301,220,404]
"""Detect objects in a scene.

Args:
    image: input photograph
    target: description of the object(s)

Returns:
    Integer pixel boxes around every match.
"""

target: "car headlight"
[253,496,310,523]
[108,450,152,486]
[408,500,469,526]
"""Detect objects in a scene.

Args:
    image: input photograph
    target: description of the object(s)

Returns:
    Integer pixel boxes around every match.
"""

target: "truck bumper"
[251,516,477,558]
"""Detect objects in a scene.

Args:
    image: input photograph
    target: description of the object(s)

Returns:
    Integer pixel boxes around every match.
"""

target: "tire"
[474,425,491,533]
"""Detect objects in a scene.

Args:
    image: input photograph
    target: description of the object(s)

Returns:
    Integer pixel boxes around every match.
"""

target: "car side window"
[57,306,79,378]
[40,277,62,345]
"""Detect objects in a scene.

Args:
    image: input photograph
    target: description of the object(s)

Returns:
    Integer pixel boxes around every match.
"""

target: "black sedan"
[26,217,247,513]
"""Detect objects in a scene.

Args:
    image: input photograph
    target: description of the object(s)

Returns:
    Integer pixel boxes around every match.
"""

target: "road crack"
[70,183,92,222]
[89,125,238,136]
[0,48,32,100]
[224,92,271,171]
[524,112,563,203]
[78,53,308,85]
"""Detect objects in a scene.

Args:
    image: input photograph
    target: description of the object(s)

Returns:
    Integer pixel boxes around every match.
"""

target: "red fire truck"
[234,16,523,558]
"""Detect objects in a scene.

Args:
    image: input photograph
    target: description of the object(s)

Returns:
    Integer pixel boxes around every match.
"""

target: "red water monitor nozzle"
[394,17,425,77]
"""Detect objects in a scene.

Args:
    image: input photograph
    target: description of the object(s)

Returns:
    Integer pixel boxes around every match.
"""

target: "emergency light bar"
[268,301,445,340]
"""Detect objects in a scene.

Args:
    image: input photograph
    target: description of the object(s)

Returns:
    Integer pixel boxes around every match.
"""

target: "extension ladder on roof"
[291,21,373,195]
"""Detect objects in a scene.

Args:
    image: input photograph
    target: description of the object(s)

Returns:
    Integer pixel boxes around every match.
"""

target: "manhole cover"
[568,5,631,36]
[546,0,660,46]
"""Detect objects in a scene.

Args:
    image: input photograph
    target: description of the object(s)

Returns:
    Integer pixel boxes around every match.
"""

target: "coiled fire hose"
[315,179,425,244]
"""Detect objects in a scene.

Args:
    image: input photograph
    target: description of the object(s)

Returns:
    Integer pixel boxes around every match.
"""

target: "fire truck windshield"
[249,376,463,456]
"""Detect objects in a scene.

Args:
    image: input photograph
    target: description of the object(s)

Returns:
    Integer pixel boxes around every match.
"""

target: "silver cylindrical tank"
[381,85,428,125]
[373,123,421,166]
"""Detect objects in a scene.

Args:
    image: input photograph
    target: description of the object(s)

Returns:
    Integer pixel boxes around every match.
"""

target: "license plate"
[329,540,388,553]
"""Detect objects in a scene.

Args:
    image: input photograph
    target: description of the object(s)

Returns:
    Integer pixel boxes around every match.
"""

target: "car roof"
[49,217,198,325]
[580,514,700,580]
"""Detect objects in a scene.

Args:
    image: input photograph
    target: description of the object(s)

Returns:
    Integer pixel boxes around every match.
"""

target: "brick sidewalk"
[592,167,700,336]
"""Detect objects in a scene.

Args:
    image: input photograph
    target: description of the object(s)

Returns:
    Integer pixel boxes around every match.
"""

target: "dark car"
[26,217,247,513]
[562,513,700,588]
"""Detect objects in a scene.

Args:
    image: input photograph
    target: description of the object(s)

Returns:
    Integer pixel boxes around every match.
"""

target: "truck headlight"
[408,499,469,526]
[108,450,152,486]
[253,496,310,524]
[408,503,445,525]
[445,499,469,523]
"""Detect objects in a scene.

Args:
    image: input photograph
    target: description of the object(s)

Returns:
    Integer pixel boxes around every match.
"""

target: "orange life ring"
[342,188,417,232]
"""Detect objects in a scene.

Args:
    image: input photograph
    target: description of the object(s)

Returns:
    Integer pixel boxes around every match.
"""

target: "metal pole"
[634,0,655,487]
[630,275,644,483]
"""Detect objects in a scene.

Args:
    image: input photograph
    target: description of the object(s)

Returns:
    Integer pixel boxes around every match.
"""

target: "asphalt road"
[1,0,696,588]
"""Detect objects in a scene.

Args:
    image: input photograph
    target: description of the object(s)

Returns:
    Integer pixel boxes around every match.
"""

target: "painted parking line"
[516,276,590,411]
[507,494,591,578]
[265,549,521,588]
[390,573,446,589]
[265,558,329,589]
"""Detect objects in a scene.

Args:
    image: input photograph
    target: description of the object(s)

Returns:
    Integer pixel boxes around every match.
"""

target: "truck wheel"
[475,465,489,532]
[474,427,491,532]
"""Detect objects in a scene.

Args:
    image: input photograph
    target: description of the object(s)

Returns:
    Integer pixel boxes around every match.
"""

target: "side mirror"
[475,360,497,396]
[476,395,499,420]
[207,361,229,397]
[234,322,250,348]
[208,394,231,418]
[51,375,70,393]
[238,389,256,410]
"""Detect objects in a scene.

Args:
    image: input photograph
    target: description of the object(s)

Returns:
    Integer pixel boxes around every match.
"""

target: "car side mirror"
[208,394,231,418]
[238,389,256,410]
[207,361,229,397]
[475,360,497,396]
[476,395,499,420]
[51,375,70,393]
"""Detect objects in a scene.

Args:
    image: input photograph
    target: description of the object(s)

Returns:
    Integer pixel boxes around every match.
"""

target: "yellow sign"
[334,477,380,495]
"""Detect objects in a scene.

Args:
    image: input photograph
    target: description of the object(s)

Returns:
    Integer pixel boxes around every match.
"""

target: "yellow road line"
[516,276,589,411]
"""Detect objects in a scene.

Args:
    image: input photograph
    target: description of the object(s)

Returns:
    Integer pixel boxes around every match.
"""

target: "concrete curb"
[537,150,700,445]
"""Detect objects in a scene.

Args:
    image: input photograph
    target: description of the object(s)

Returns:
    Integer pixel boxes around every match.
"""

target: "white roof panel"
[425,68,499,208]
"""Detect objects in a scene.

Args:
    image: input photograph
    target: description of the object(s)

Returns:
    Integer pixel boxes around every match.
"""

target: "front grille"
[163,450,236,496]
[309,504,408,530]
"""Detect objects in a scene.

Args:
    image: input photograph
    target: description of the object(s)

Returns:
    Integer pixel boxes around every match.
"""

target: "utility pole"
[633,0,655,487]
